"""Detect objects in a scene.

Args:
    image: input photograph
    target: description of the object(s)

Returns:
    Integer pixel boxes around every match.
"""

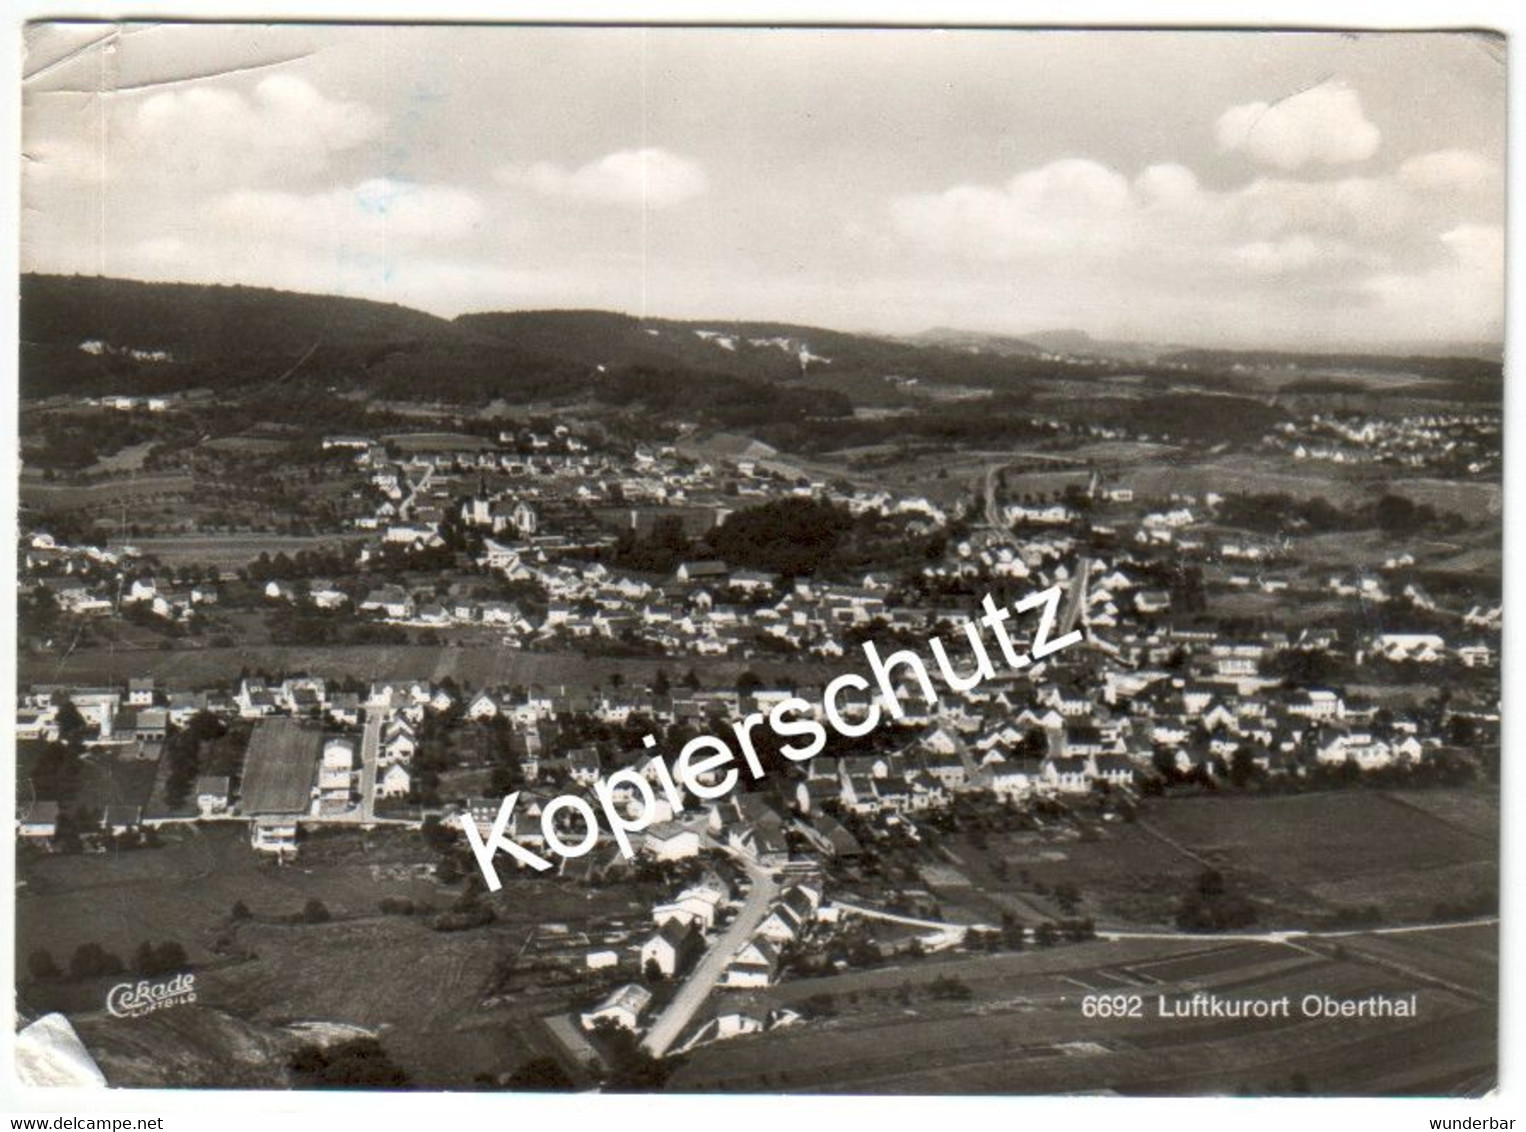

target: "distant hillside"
[1161,347,1503,383]
[22,274,464,357]
[20,274,1109,405]
[901,326,1046,357]
[19,274,578,402]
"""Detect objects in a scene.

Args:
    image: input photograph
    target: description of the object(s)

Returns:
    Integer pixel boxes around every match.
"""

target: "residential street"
[641,849,780,1058]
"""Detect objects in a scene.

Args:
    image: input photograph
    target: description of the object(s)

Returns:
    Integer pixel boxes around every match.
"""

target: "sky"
[20,23,1508,349]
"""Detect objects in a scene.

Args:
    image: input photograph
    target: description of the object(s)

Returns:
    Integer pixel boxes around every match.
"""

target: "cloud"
[1226,235,1376,276]
[888,159,1144,261]
[885,150,1502,344]
[1359,223,1504,339]
[126,75,382,187]
[1216,83,1380,169]
[497,147,708,209]
[1398,148,1496,193]
[209,179,484,249]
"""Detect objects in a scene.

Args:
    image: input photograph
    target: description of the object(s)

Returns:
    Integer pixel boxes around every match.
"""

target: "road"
[832,899,975,939]
[640,845,781,1058]
[1093,915,1499,944]
[982,462,1015,545]
[357,709,382,822]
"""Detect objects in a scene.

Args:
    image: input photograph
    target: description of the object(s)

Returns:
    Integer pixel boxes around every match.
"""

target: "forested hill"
[19,274,1100,403]
[22,274,466,357]
[18,273,1501,409]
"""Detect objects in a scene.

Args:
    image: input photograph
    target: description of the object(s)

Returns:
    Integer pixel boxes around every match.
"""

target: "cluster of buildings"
[1266,411,1500,475]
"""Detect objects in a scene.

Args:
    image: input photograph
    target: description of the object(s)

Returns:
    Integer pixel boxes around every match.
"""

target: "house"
[676,560,728,584]
[720,958,775,988]
[195,775,231,816]
[1090,754,1136,789]
[466,690,499,720]
[132,708,168,743]
[566,747,602,787]
[645,822,701,861]
[377,762,411,798]
[16,708,59,743]
[586,950,620,972]
[309,581,349,610]
[250,817,299,855]
[640,920,703,979]
[127,679,156,707]
[654,880,729,931]
[101,805,142,835]
[18,800,59,839]
[264,580,298,603]
[1371,632,1446,664]
[580,983,653,1032]
[360,586,415,620]
[755,902,805,944]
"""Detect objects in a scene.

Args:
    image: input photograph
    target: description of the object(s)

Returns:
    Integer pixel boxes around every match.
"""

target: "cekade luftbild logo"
[105,972,197,1019]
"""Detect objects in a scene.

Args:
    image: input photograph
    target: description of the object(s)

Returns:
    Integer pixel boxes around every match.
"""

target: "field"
[927,789,1497,932]
[1116,456,1377,507]
[18,643,844,691]
[19,472,197,508]
[1144,791,1498,925]
[668,926,1495,1095]
[113,533,368,568]
[85,442,156,475]
[1390,477,1501,518]
[15,824,667,1087]
[240,719,323,815]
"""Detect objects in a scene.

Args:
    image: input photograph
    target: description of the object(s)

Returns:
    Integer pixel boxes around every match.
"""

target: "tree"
[27,948,60,982]
[301,899,331,924]
[644,958,664,982]
[506,1056,575,1092]
[1228,748,1258,788]
[420,815,455,853]
[68,942,124,981]
[231,900,251,921]
[54,700,89,746]
[289,1038,411,1089]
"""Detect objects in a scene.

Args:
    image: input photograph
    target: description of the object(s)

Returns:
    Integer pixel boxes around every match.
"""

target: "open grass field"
[85,442,156,475]
[928,789,1497,933]
[669,928,1494,1095]
[935,823,1192,929]
[18,643,843,691]
[1145,791,1497,925]
[20,472,197,508]
[114,532,368,568]
[1390,477,1501,518]
[1116,457,1377,507]
[16,822,665,1087]
[240,719,323,815]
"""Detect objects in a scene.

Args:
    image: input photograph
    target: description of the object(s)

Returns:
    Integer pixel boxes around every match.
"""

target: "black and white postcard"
[6,12,1510,1117]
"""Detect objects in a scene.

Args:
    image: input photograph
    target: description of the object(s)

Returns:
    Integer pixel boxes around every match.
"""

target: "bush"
[289,1038,411,1089]
[68,942,125,981]
[27,949,61,982]
[301,899,332,925]
[133,940,189,976]
[506,1056,575,1092]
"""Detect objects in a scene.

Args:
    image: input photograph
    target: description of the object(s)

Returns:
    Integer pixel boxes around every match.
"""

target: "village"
[14,403,1502,1073]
